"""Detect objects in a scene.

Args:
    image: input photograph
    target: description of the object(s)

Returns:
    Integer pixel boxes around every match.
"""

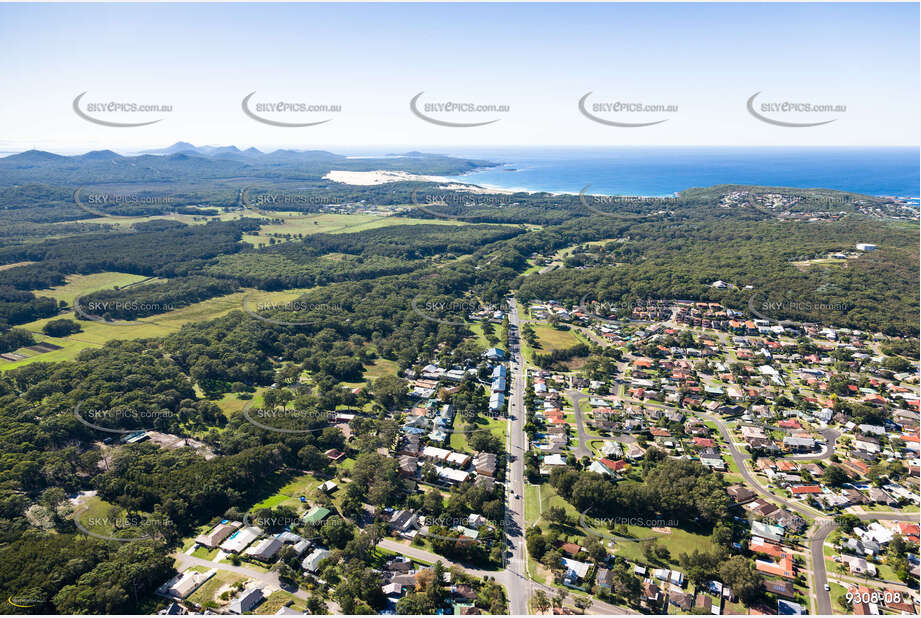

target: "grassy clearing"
[0,261,36,271]
[66,211,243,229]
[185,569,248,608]
[37,271,154,306]
[828,582,849,614]
[254,590,304,614]
[450,415,506,452]
[531,324,583,353]
[579,519,719,570]
[1,287,311,371]
[191,546,220,560]
[247,472,324,512]
[242,213,468,247]
[363,357,399,381]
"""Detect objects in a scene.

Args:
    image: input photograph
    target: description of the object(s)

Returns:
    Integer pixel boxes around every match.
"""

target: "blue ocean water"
[446,147,919,198]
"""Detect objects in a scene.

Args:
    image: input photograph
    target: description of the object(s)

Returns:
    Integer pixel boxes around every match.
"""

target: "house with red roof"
[791,485,823,496]
[600,458,630,473]
[750,537,786,558]
[693,437,716,448]
[755,554,795,579]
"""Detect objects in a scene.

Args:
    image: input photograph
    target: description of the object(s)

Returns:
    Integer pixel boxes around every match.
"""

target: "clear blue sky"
[0,3,917,153]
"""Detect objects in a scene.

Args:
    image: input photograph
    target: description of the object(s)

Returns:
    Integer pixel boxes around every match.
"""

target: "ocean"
[444,147,920,199]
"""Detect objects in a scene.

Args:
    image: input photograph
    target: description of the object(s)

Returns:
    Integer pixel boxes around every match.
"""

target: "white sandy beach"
[323,170,516,194]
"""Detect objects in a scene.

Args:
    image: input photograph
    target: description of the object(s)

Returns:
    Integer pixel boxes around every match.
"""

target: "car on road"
[824,584,830,591]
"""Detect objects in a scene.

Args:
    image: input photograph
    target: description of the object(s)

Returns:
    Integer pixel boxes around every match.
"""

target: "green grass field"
[38,271,155,305]
[450,415,507,452]
[363,357,399,381]
[242,213,468,246]
[1,287,312,371]
[531,324,583,353]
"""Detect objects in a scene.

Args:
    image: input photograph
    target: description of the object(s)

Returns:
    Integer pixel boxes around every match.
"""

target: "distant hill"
[0,144,496,185]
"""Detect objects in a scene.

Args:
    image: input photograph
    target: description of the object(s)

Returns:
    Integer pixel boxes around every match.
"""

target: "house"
[484,347,506,361]
[435,466,470,484]
[195,522,238,548]
[599,458,629,474]
[755,554,795,579]
[763,578,796,599]
[560,542,582,557]
[750,536,785,558]
[748,499,779,518]
[853,435,881,454]
[474,452,497,477]
[228,587,264,614]
[783,436,815,452]
[752,521,785,543]
[301,548,330,573]
[791,485,823,497]
[245,537,283,561]
[489,392,505,412]
[695,594,712,613]
[595,568,613,591]
[389,510,418,536]
[767,509,806,533]
[643,581,661,604]
[561,557,591,586]
[587,461,614,477]
[668,590,693,612]
[778,599,806,615]
[164,569,216,599]
[398,455,418,478]
[220,526,262,554]
[624,443,646,459]
[319,480,337,494]
[302,506,331,526]
[842,554,877,576]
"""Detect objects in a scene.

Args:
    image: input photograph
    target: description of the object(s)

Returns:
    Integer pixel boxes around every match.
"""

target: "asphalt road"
[504,298,531,615]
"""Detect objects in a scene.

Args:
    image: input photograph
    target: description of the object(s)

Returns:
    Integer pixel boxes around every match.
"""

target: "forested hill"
[0,147,494,185]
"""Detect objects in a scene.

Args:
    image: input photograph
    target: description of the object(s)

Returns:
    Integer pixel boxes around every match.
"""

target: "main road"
[504,297,532,615]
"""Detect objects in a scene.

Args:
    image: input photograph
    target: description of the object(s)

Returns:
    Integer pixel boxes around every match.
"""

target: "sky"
[0,2,918,154]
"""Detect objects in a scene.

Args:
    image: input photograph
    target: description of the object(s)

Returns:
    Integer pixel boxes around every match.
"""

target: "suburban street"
[597,390,917,616]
